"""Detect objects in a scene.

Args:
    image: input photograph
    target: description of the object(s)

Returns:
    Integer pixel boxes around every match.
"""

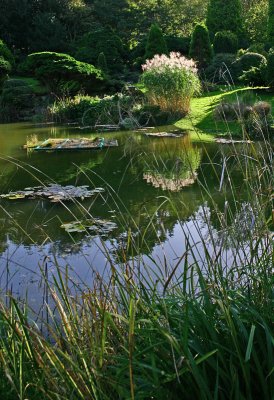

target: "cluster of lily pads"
[0,184,105,202]
[61,218,117,235]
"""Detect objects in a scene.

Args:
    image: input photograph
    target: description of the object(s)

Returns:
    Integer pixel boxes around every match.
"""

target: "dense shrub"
[75,28,125,75]
[237,52,267,72]
[239,65,267,86]
[23,52,104,95]
[144,24,168,61]
[206,0,243,37]
[213,31,238,54]
[246,43,268,58]
[97,52,109,75]
[165,36,191,56]
[189,24,213,69]
[205,53,238,83]
[0,39,14,66]
[0,57,11,85]
[266,49,274,88]
[141,52,200,116]
[0,79,34,121]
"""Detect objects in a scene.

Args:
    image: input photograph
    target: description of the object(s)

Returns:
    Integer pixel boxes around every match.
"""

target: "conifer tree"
[206,0,243,37]
[189,24,213,69]
[145,24,168,60]
[97,52,109,75]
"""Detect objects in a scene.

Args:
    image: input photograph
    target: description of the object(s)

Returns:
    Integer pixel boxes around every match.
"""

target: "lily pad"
[61,218,117,236]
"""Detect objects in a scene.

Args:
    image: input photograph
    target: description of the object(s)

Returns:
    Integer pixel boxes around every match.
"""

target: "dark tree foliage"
[189,24,213,69]
[24,52,104,94]
[75,27,125,74]
[266,49,274,87]
[145,24,168,60]
[213,31,239,54]
[206,0,244,37]
[31,12,67,52]
[268,0,274,47]
[97,52,109,75]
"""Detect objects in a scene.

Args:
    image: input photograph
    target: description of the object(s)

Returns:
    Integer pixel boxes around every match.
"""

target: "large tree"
[206,0,244,37]
[189,24,213,69]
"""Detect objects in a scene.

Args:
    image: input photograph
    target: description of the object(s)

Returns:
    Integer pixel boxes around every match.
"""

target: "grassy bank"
[177,86,274,140]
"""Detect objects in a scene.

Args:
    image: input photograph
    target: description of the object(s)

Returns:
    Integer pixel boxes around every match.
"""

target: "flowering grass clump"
[142,52,201,116]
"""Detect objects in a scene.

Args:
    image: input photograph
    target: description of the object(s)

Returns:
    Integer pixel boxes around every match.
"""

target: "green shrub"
[239,65,267,86]
[237,52,267,72]
[75,28,125,75]
[97,52,109,75]
[206,0,244,37]
[213,31,238,54]
[246,43,268,58]
[266,49,274,88]
[0,57,11,85]
[145,24,168,61]
[189,24,213,69]
[165,36,191,55]
[0,79,34,121]
[141,52,200,116]
[24,52,104,95]
[205,53,238,83]
[0,39,14,66]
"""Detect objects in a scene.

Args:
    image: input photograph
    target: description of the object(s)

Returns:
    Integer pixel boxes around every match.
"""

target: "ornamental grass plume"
[141,52,200,116]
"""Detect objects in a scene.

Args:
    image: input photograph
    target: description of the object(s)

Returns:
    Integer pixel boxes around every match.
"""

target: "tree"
[24,52,104,94]
[268,0,274,47]
[145,24,168,61]
[97,52,109,75]
[206,0,244,38]
[31,12,67,52]
[189,24,213,69]
[213,31,238,54]
[0,57,11,85]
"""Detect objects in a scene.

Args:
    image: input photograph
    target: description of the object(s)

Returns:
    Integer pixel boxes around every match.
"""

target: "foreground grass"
[177,86,274,139]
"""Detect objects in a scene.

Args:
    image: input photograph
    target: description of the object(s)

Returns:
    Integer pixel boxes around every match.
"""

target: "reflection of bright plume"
[143,172,197,191]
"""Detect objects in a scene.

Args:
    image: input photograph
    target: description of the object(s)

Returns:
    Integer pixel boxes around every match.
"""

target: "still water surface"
[0,122,251,306]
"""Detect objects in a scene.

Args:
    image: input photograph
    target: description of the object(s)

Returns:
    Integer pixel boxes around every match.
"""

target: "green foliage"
[213,31,238,54]
[268,0,274,47]
[31,12,67,52]
[24,52,104,95]
[0,79,34,121]
[165,36,191,55]
[236,52,268,77]
[239,65,267,85]
[267,48,274,87]
[189,24,213,69]
[0,57,11,85]
[206,0,244,37]
[205,53,238,83]
[0,39,14,66]
[142,53,200,115]
[145,24,168,60]
[97,52,109,75]
[244,0,268,44]
[75,27,125,74]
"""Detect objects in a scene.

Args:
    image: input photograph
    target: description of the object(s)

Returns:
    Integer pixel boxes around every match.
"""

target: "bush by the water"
[0,57,11,85]
[22,52,105,95]
[213,31,238,54]
[189,24,213,70]
[142,52,200,116]
[0,79,34,121]
[0,39,14,67]
[214,95,272,138]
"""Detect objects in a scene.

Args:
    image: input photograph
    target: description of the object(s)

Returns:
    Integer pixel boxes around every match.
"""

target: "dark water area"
[0,122,258,308]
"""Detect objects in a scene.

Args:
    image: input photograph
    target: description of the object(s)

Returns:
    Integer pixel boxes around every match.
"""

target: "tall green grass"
[0,107,273,399]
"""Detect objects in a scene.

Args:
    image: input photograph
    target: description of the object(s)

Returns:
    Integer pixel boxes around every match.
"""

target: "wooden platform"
[25,137,118,152]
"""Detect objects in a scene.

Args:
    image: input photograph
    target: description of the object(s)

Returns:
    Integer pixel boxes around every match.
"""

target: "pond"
[0,122,261,309]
